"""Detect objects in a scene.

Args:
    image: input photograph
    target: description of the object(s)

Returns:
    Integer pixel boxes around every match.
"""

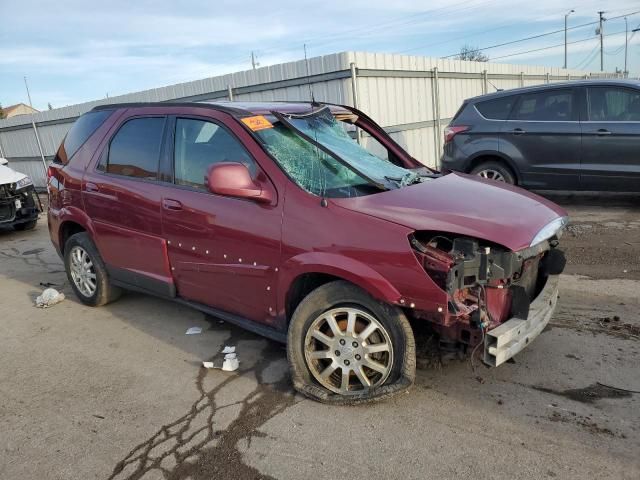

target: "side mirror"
[206,162,273,204]
[0,157,8,166]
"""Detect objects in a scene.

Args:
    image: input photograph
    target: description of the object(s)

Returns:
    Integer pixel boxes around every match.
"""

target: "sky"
[1,0,639,111]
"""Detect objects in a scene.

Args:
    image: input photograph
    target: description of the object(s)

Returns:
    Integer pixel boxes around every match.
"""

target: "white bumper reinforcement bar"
[484,274,560,367]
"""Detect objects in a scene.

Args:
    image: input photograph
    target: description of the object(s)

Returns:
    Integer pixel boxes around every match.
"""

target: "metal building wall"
[0,50,621,187]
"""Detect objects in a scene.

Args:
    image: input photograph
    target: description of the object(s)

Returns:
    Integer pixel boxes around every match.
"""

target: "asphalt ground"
[1,192,638,480]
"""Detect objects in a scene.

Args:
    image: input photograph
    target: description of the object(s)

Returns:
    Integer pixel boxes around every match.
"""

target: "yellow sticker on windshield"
[241,115,273,131]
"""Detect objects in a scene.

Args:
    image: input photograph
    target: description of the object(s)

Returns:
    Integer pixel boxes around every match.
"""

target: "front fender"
[278,252,403,309]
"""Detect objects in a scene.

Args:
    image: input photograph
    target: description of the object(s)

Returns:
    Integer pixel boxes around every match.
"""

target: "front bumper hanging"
[484,274,560,367]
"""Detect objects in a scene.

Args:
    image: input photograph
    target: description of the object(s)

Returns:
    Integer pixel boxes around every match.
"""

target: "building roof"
[1,103,39,117]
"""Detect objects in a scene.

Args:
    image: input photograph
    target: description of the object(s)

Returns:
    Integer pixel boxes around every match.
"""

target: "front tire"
[470,160,516,184]
[64,232,121,306]
[287,280,415,404]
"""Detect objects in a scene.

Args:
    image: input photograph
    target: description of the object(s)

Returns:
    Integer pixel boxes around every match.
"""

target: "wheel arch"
[466,152,520,184]
[57,207,96,255]
[280,253,403,323]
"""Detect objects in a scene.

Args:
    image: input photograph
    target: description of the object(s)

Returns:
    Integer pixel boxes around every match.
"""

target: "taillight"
[444,125,469,144]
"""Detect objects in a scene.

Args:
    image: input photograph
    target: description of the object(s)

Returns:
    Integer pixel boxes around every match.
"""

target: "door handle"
[511,128,526,135]
[162,199,183,211]
[85,182,99,193]
[595,129,611,136]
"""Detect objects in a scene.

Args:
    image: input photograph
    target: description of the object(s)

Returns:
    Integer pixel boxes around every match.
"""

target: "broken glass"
[254,108,420,198]
[256,122,378,198]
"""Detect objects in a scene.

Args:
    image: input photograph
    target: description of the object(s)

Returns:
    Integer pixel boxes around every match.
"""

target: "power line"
[237,0,491,64]
[489,28,630,61]
[574,42,600,69]
[605,24,640,55]
[576,45,600,70]
[439,10,640,59]
[399,6,577,54]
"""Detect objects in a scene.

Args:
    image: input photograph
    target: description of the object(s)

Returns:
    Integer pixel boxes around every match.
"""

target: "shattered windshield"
[254,107,420,198]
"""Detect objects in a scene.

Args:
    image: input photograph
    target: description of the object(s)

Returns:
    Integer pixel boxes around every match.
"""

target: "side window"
[106,117,165,179]
[513,90,574,121]
[475,96,515,120]
[174,118,255,189]
[56,110,112,164]
[588,87,640,121]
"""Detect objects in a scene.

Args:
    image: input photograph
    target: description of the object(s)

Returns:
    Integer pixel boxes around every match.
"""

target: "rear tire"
[64,232,121,306]
[287,280,415,404]
[470,160,516,185]
[14,219,37,231]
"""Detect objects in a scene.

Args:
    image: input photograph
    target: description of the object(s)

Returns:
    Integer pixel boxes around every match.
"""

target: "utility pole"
[598,11,605,72]
[23,76,34,107]
[564,9,574,69]
[251,51,259,70]
[23,76,48,179]
[624,17,628,76]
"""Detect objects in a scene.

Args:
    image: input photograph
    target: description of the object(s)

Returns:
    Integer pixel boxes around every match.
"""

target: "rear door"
[581,85,640,191]
[503,87,580,189]
[159,113,282,326]
[83,111,174,295]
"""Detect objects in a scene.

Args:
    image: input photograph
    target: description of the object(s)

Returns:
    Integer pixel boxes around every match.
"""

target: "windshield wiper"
[385,171,421,187]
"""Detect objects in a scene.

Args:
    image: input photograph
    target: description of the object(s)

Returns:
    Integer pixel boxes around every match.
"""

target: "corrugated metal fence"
[0,51,623,188]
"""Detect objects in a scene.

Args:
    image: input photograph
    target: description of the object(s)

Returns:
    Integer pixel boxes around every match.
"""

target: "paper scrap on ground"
[222,357,239,371]
[185,327,202,335]
[202,346,240,372]
[35,288,65,308]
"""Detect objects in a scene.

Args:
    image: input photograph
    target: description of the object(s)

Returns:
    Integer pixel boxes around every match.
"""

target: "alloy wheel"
[304,307,394,395]
[69,245,97,297]
[476,169,506,182]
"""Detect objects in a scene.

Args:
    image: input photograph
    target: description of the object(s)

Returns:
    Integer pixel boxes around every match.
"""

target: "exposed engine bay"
[410,232,566,349]
[0,181,41,226]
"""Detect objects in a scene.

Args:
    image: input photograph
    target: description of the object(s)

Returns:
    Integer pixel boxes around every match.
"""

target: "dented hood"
[331,172,567,252]
[0,163,28,185]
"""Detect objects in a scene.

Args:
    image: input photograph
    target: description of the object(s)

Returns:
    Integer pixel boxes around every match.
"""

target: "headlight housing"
[530,216,568,247]
[15,176,33,190]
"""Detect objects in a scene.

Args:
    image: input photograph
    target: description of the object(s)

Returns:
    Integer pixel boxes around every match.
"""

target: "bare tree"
[0,103,5,119]
[47,102,53,110]
[456,44,489,62]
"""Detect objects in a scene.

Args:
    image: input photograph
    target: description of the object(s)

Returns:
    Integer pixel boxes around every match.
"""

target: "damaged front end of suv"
[409,217,567,366]
[0,158,41,231]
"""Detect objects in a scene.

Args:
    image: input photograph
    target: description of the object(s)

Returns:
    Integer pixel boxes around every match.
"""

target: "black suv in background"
[441,79,640,192]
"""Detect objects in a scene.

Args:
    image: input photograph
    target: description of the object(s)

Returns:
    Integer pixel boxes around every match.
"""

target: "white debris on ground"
[35,288,65,308]
[202,346,239,371]
[222,352,239,371]
[185,326,202,335]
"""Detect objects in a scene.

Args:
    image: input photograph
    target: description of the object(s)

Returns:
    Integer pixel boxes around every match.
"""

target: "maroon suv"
[48,101,568,403]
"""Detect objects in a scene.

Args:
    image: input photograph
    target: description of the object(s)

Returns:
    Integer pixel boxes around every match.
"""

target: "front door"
[581,85,640,192]
[504,87,580,189]
[160,114,282,326]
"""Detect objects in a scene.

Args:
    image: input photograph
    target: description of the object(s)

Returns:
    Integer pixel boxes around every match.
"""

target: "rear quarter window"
[55,110,112,164]
[474,96,515,120]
